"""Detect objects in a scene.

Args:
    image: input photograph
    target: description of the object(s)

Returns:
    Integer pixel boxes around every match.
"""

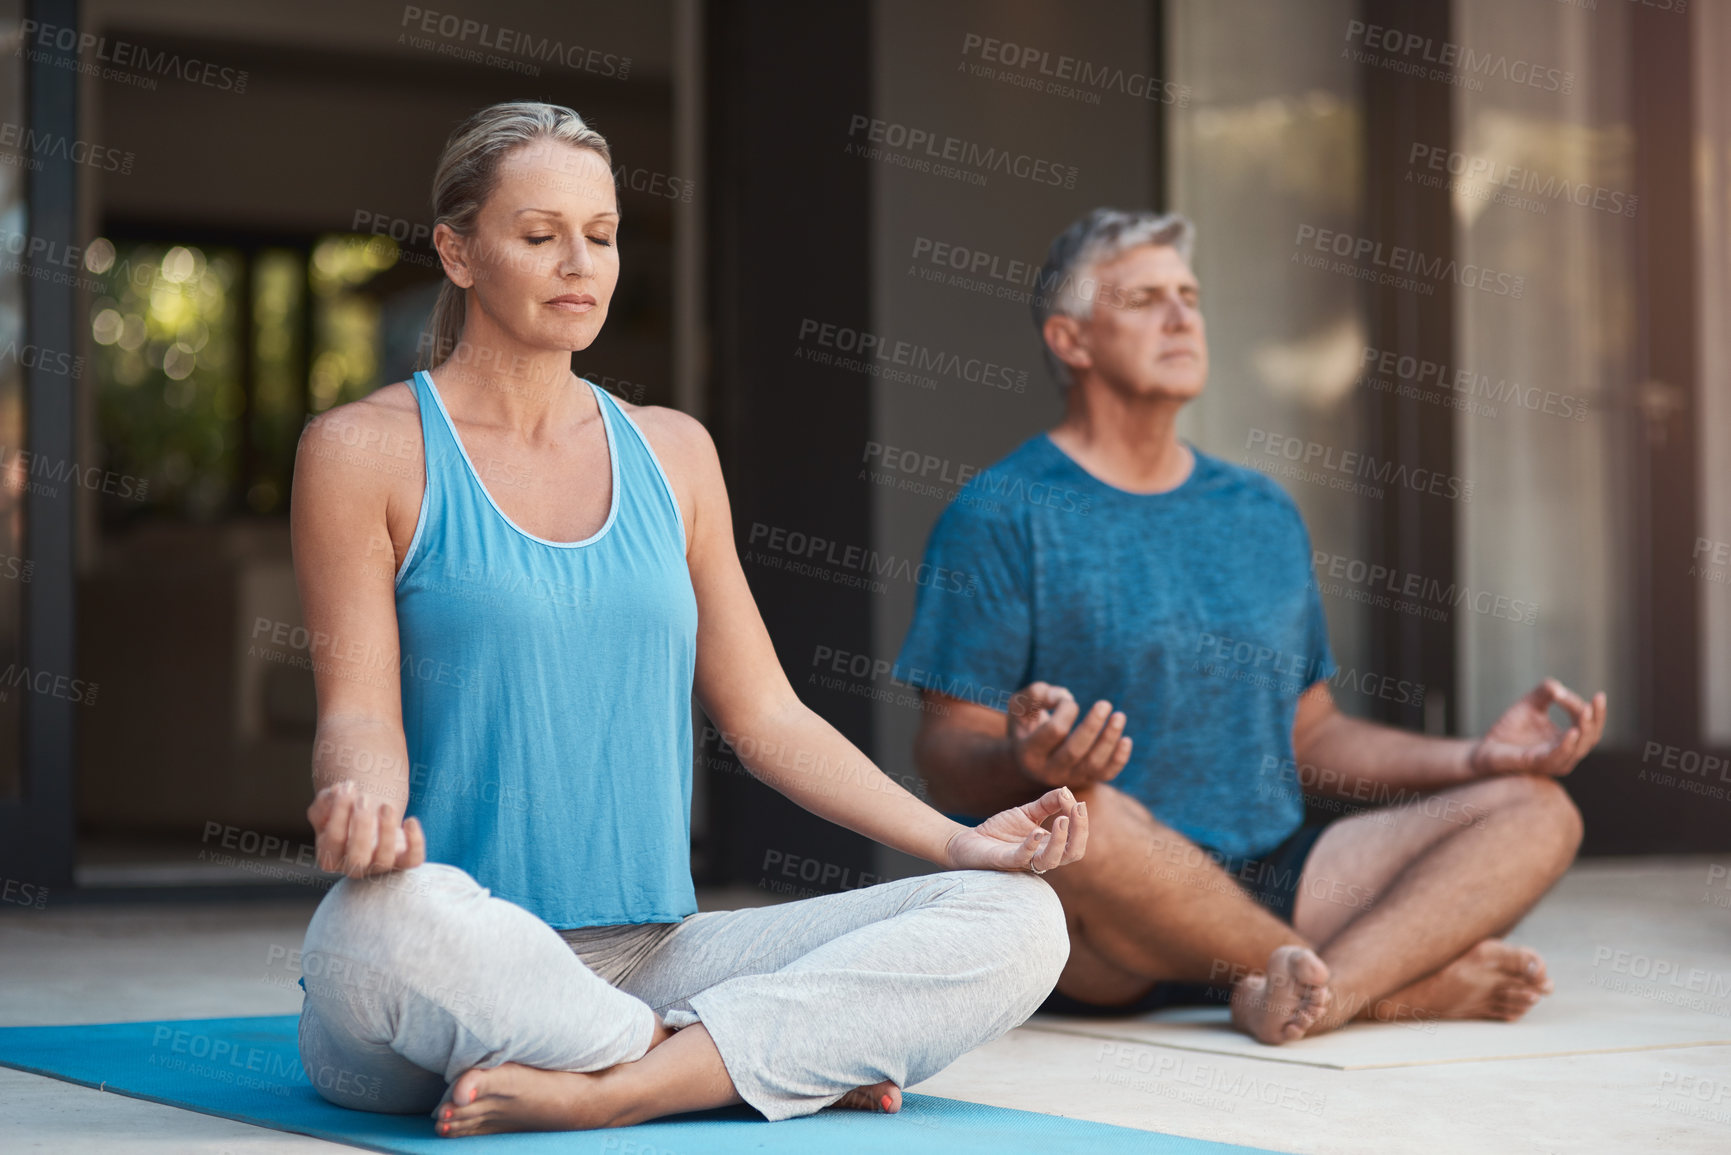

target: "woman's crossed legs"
[297,862,1067,1134]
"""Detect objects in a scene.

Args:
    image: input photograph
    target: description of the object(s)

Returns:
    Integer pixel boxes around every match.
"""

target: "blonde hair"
[417,101,615,370]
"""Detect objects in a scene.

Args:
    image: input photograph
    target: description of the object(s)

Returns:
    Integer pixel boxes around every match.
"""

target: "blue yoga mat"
[0,1015,1285,1153]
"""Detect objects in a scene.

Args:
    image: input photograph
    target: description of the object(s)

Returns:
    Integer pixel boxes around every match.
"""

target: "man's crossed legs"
[1044,773,1583,1043]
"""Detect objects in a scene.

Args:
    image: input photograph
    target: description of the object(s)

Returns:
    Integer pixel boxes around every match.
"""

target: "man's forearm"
[1295,711,1476,800]
[915,720,1044,816]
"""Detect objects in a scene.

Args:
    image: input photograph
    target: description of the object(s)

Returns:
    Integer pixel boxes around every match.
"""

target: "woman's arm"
[290,397,426,877]
[654,410,1086,872]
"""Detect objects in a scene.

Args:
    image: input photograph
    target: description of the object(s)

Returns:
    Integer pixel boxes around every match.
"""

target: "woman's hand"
[942,787,1087,874]
[308,779,426,878]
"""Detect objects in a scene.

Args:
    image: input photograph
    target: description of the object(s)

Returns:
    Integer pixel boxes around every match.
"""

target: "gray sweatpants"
[295,861,1068,1122]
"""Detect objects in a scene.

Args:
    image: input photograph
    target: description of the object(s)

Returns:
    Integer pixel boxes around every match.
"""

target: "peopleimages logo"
[0,121,133,174]
[1294,225,1525,299]
[1343,19,1574,93]
[796,318,1028,393]
[16,20,250,94]
[958,33,1191,107]
[397,6,631,79]
[844,114,1079,189]
[1310,550,1537,626]
[1407,143,1637,219]
[1359,345,1588,422]
[745,522,979,598]
[1244,429,1474,503]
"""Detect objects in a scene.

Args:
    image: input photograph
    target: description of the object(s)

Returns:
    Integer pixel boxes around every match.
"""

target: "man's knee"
[1526,776,1584,857]
[1067,782,1207,885]
[1069,781,1170,858]
[1485,775,1583,850]
[1072,779,1147,821]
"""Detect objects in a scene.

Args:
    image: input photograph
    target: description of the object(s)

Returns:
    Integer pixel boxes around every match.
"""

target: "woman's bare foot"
[436,1062,620,1137]
[1367,939,1552,1024]
[432,1019,902,1136]
[1230,944,1332,1044]
[830,1079,902,1113]
[436,1015,680,1137]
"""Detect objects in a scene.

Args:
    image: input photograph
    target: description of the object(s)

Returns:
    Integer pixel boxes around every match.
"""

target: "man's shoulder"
[935,434,1058,525]
[962,432,1066,490]
[1189,447,1307,527]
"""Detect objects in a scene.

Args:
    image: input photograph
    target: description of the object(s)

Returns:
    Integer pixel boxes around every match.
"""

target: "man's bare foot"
[1366,939,1552,1024]
[436,1063,619,1137]
[830,1079,902,1113]
[1230,944,1332,1045]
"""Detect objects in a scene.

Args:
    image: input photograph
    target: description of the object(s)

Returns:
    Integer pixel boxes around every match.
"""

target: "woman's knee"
[963,869,1071,985]
[305,864,478,960]
[300,863,484,1031]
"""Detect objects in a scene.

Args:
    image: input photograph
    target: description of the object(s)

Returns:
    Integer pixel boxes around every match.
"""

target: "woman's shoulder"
[302,381,421,447]
[608,396,717,478]
[606,390,707,438]
[295,381,425,493]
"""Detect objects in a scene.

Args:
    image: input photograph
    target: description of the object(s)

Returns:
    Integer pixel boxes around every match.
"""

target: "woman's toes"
[448,1069,485,1107]
[442,1076,497,1129]
[831,1079,901,1112]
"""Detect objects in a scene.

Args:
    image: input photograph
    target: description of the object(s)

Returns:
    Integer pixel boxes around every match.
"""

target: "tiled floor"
[3,860,1728,1154]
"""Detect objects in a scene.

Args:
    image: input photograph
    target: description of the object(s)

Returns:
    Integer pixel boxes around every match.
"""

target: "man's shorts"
[1032,819,1333,1018]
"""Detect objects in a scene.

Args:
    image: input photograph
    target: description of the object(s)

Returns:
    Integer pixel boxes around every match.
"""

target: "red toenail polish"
[881,1093,893,1110]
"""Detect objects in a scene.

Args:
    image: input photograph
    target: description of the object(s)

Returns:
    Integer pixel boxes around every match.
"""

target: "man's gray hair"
[1031,208,1196,390]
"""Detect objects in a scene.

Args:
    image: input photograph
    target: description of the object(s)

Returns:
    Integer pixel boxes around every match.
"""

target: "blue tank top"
[394,369,699,928]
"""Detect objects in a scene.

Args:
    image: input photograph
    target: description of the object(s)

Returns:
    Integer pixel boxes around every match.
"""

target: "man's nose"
[1164,300,1201,330]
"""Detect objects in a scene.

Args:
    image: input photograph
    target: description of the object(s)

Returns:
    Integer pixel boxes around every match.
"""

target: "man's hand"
[308,780,426,878]
[1007,681,1132,788]
[944,786,1087,873]
[1469,678,1607,779]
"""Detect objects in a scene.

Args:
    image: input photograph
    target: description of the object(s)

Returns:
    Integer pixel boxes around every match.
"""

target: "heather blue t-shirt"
[895,434,1336,858]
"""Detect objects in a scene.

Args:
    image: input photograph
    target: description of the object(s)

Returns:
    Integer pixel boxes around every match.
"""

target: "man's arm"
[913,684,1132,815]
[1291,678,1607,801]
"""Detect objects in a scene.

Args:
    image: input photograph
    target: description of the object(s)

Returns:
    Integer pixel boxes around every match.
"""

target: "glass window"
[1699,0,1731,743]
[1452,0,1638,740]
[1167,0,1381,712]
[0,0,27,802]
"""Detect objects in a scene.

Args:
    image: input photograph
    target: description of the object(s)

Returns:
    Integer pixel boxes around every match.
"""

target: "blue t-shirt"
[895,434,1336,858]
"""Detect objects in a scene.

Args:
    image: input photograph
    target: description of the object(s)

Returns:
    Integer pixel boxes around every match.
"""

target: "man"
[896,208,1603,1044]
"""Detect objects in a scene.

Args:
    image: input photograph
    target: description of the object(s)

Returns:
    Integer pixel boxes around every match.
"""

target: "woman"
[290,101,1087,1138]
